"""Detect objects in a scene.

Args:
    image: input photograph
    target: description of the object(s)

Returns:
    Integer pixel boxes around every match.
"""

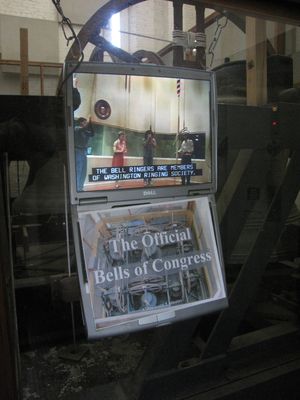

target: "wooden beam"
[0,59,62,68]
[201,0,300,26]
[273,22,286,54]
[195,3,206,68]
[39,65,44,96]
[246,17,267,106]
[20,28,29,95]
[0,159,20,400]
[173,0,184,66]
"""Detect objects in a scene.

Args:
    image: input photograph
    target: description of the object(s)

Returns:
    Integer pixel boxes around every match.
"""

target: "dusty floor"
[21,331,151,400]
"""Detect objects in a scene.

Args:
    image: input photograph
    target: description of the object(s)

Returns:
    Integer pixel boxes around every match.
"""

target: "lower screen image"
[76,197,227,336]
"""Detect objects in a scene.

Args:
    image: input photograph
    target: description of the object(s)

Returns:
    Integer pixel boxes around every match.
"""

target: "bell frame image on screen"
[65,62,218,204]
[73,196,227,338]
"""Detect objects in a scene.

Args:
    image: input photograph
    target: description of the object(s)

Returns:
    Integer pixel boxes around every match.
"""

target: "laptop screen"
[65,62,218,204]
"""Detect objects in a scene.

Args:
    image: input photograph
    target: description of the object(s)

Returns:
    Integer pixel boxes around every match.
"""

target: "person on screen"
[112,131,127,188]
[143,129,157,186]
[112,131,127,167]
[178,128,194,185]
[73,75,81,111]
[74,116,94,191]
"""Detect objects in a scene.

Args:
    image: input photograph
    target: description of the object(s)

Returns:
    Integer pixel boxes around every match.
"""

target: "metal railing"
[0,59,63,95]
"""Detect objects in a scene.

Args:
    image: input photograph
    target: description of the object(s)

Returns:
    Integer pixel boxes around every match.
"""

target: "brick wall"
[0,0,57,21]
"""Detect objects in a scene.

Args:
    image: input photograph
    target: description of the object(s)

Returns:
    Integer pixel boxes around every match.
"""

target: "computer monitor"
[64,62,218,205]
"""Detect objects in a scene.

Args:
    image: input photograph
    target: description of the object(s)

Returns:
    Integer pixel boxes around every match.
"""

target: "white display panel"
[73,196,227,338]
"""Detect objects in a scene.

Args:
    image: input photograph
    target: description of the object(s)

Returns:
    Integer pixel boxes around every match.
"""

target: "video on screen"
[71,69,213,194]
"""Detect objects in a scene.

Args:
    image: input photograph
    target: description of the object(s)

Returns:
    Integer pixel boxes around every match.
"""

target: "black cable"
[51,0,84,94]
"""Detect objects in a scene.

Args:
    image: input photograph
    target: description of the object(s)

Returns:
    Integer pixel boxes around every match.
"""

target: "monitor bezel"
[64,62,218,205]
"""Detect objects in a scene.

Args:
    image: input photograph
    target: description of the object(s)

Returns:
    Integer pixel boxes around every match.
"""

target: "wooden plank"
[273,22,286,54]
[0,59,62,68]
[200,0,300,26]
[216,149,253,223]
[173,0,184,66]
[195,4,206,69]
[246,17,267,106]
[0,159,20,400]
[20,28,29,95]
[40,65,44,96]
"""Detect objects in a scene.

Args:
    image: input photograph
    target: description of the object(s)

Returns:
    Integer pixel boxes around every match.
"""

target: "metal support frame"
[218,148,272,261]
[200,148,300,359]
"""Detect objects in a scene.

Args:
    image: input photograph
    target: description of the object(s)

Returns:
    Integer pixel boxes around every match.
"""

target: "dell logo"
[143,189,156,196]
